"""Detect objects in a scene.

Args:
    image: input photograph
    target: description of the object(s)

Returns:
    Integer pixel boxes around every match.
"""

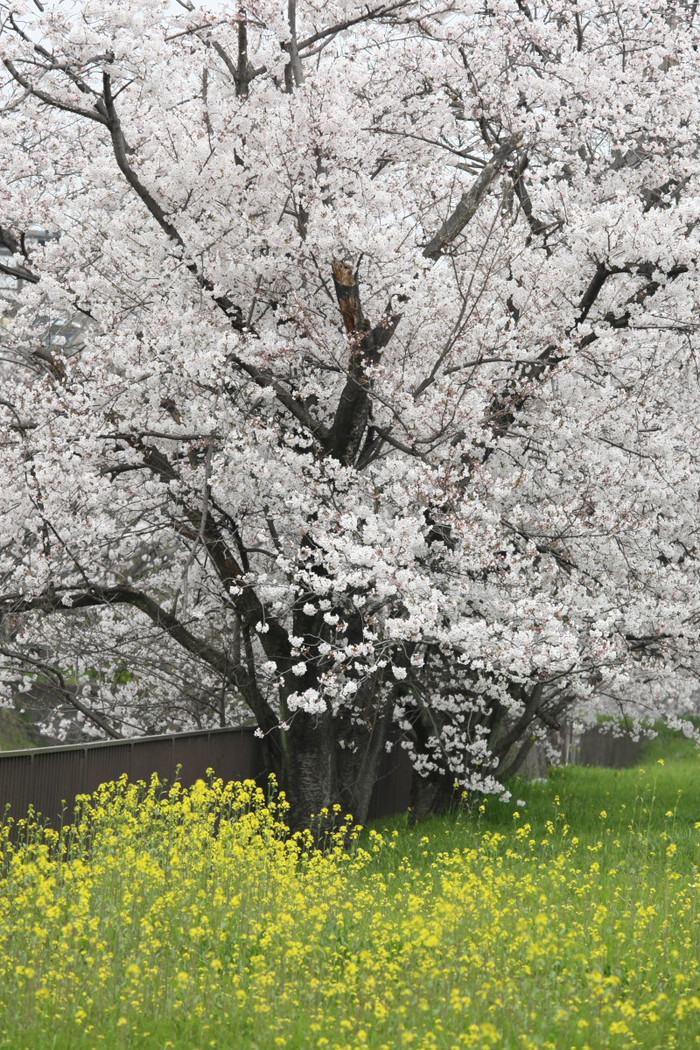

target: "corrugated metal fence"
[0,726,413,827]
[0,724,642,830]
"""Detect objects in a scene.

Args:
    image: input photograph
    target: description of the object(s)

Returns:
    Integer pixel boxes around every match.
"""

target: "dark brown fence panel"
[0,727,412,828]
[0,723,644,831]
[123,739,172,789]
[83,743,134,797]
[206,729,263,782]
[0,753,33,821]
[169,730,263,786]
[574,728,643,769]
[40,748,94,824]
[0,728,268,829]
[368,744,413,821]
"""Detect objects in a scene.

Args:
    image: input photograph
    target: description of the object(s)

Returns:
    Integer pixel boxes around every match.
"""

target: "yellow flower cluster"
[0,775,698,1049]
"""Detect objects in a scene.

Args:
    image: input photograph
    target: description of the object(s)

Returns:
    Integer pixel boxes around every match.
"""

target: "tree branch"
[295,1,413,52]
[284,0,304,92]
[0,583,288,737]
[324,260,401,465]
[423,135,523,260]
[1,586,232,676]
[0,225,39,283]
[2,57,109,124]
[0,259,39,284]
[487,260,691,440]
[99,69,329,442]
[0,646,123,739]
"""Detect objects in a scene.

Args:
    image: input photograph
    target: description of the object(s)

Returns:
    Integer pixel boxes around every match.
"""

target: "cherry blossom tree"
[1,0,699,826]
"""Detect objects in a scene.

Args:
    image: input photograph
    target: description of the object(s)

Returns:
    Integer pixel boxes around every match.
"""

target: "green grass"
[486,718,700,834]
[0,726,698,1050]
[374,719,700,847]
[0,709,44,751]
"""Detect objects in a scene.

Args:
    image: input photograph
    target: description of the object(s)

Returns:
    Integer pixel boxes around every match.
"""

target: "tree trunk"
[270,707,391,834]
[408,768,459,823]
[277,711,338,833]
[335,702,392,824]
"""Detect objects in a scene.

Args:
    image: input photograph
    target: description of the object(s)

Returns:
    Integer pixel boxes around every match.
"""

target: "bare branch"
[210,32,265,96]
[0,586,241,689]
[325,260,402,465]
[165,21,221,42]
[0,259,39,284]
[0,225,39,282]
[486,260,692,442]
[509,152,553,240]
[2,56,109,124]
[296,1,413,52]
[0,646,122,738]
[575,262,610,325]
[171,444,212,616]
[100,429,220,442]
[284,0,304,92]
[423,135,523,260]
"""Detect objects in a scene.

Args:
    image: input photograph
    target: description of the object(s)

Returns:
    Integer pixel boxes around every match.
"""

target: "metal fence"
[574,727,643,769]
[0,726,412,827]
[0,723,643,830]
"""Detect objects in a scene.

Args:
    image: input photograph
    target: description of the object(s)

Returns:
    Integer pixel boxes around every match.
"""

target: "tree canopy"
[1,0,699,825]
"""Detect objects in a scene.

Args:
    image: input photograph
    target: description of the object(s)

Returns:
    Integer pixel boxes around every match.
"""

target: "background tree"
[1,0,699,827]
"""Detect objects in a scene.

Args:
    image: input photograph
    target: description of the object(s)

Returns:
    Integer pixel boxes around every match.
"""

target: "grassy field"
[0,729,698,1050]
[0,709,46,752]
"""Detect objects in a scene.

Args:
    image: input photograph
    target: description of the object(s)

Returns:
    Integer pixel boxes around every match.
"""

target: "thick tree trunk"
[335,703,392,824]
[269,707,391,834]
[278,711,338,833]
[409,768,459,823]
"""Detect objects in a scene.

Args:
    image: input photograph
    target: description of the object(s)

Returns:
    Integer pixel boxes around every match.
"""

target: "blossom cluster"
[1,0,700,804]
